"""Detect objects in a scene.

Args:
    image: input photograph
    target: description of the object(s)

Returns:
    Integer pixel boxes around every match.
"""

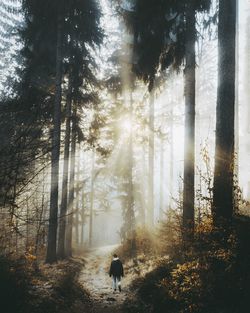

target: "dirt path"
[79,245,131,313]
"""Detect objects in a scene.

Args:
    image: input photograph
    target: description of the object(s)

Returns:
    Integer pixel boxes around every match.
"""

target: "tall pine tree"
[213,0,236,223]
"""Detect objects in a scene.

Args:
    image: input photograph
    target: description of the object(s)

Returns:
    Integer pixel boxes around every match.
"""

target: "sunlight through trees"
[2,1,250,312]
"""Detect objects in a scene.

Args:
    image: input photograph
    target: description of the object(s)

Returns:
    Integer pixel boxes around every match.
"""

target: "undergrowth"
[114,227,159,262]
[122,216,250,313]
[0,255,90,313]
[0,255,31,313]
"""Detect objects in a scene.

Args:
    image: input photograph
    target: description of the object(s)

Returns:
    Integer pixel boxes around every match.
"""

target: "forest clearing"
[1,0,250,312]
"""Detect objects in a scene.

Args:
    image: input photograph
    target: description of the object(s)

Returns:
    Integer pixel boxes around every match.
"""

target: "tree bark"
[234,0,239,178]
[183,2,196,235]
[57,73,72,259]
[46,14,63,263]
[148,90,155,227]
[244,16,250,200]
[159,135,164,219]
[169,98,174,210]
[65,104,77,257]
[213,0,236,223]
[140,144,146,225]
[159,98,164,219]
[88,149,95,247]
[128,91,136,254]
[81,167,85,247]
[75,149,81,247]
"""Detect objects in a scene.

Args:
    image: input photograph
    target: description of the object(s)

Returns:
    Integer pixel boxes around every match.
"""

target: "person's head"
[113,253,118,258]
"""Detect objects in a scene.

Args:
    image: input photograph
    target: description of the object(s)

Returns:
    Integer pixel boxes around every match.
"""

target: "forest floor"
[2,243,153,313]
[79,244,134,313]
[3,218,250,313]
[78,243,161,313]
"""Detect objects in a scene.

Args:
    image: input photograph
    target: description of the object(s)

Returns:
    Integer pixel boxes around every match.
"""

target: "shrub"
[115,227,159,262]
[129,218,250,313]
[0,255,31,313]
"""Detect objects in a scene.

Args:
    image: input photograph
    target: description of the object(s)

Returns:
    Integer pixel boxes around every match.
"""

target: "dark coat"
[109,258,124,277]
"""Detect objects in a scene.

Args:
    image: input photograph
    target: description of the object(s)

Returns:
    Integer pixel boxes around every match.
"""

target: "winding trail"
[79,245,131,313]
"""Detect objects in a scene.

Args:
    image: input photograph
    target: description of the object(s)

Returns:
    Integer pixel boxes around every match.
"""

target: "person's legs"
[113,276,120,291]
[112,276,122,292]
[112,276,117,291]
[117,276,121,292]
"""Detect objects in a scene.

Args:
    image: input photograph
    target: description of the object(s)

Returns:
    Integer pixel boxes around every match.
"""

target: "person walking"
[109,254,124,292]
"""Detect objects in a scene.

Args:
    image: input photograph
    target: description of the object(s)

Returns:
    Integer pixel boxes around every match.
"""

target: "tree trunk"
[140,144,146,225]
[234,0,239,211]
[169,99,174,210]
[89,149,95,247]
[65,104,77,257]
[148,89,155,227]
[26,196,29,250]
[128,92,136,254]
[75,149,81,247]
[183,2,196,235]
[244,16,250,200]
[35,176,45,256]
[57,73,72,259]
[234,0,239,178]
[46,14,63,263]
[213,0,236,223]
[81,165,85,247]
[159,135,164,219]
